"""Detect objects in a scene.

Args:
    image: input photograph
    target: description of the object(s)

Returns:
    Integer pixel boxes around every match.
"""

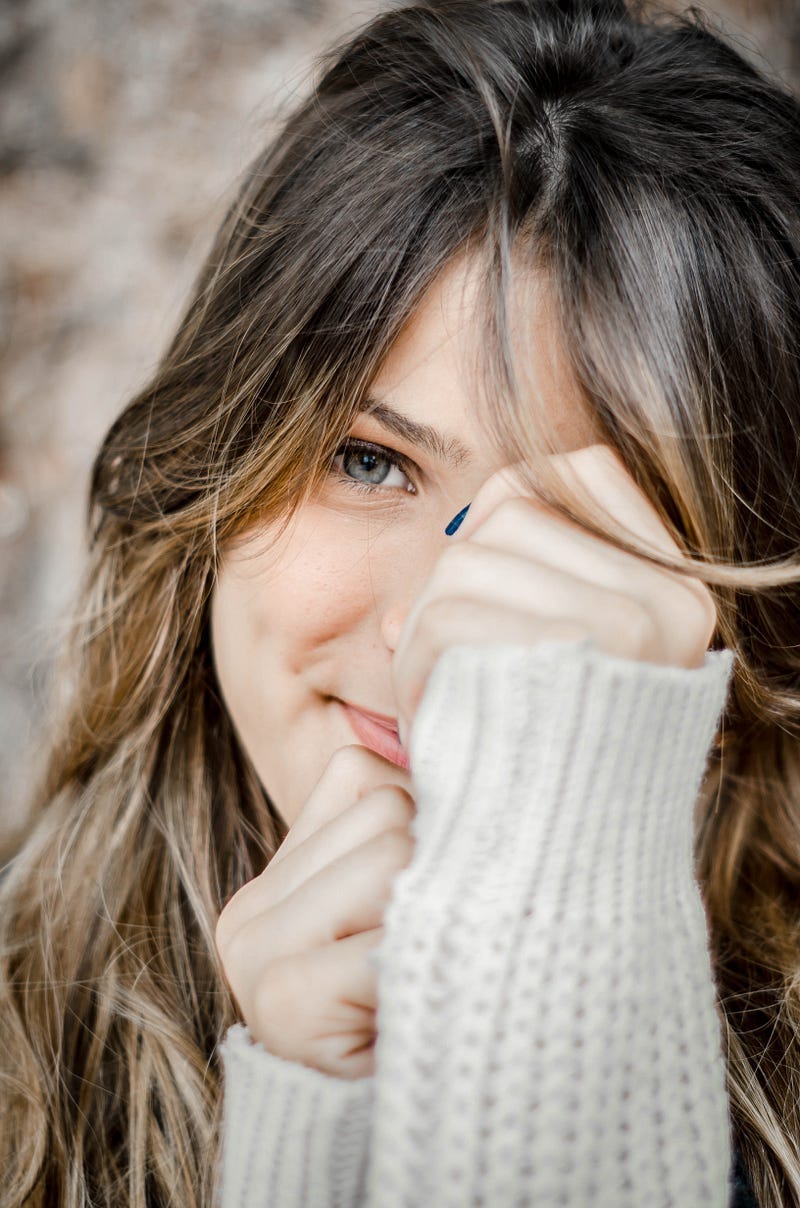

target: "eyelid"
[336,437,420,490]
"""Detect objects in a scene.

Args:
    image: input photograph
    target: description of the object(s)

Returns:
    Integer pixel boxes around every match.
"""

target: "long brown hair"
[2,0,800,1202]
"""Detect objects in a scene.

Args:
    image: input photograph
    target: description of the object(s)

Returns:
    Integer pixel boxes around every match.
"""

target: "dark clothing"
[731,1146,759,1207]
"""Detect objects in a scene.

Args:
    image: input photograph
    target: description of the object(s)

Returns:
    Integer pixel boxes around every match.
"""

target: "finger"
[453,460,534,545]
[394,594,593,737]
[217,747,412,947]
[391,512,631,710]
[544,444,692,568]
[448,445,715,647]
[238,927,384,1075]
[271,744,413,869]
[455,497,710,633]
[445,501,650,599]
[457,444,679,561]
[295,926,383,1013]
[392,458,566,685]
[221,825,415,968]
[392,530,715,742]
[219,785,415,936]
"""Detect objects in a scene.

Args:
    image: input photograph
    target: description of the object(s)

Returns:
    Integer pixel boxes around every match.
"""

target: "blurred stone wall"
[0,0,797,836]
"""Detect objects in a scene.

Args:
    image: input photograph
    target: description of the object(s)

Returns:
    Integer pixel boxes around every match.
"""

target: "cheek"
[210,509,399,689]
[209,510,407,820]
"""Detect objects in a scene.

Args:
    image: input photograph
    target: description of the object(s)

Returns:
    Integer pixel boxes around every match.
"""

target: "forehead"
[367,249,597,455]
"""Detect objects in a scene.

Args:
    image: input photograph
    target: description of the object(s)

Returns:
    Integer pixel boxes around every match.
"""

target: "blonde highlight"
[2,1,800,1202]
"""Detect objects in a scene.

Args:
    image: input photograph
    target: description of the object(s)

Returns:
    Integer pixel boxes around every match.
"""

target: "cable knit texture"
[219,638,735,1207]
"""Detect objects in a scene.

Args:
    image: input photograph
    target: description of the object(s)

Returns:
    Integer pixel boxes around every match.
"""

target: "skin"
[212,251,716,1077]
[210,253,600,829]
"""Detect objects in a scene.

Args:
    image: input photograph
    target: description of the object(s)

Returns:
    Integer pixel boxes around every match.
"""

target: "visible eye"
[331,439,418,496]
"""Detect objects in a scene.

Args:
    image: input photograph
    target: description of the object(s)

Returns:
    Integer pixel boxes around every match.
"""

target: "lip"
[344,701,398,729]
[339,701,410,771]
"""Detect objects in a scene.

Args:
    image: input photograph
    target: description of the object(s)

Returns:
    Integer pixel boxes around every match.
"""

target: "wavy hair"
[2,0,799,1202]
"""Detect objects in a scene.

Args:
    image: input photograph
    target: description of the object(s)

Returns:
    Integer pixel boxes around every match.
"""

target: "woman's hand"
[215,746,415,1079]
[393,443,716,748]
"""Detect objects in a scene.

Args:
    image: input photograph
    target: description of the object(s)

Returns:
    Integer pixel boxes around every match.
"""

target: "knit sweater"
[219,637,737,1207]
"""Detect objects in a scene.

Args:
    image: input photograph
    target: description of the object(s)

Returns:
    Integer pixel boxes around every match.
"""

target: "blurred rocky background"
[1,0,797,838]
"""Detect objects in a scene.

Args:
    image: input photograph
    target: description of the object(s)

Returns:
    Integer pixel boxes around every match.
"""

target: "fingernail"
[445,503,470,536]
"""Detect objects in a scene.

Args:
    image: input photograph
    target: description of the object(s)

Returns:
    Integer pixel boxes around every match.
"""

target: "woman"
[1,0,798,1203]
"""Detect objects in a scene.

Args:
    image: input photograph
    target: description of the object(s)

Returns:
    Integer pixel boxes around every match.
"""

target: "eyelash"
[332,439,418,496]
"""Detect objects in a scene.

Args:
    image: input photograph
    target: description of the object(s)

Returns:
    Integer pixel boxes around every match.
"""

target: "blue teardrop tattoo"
[445,503,471,536]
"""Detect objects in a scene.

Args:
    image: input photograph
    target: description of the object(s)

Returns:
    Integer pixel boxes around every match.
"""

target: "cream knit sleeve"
[219,637,735,1207]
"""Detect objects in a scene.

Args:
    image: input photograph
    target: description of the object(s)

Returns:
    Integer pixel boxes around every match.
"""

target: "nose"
[379,522,452,653]
[381,601,410,654]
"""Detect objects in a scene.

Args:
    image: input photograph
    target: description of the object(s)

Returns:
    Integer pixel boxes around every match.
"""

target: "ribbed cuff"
[402,638,733,906]
[365,639,734,1206]
[219,1024,374,1207]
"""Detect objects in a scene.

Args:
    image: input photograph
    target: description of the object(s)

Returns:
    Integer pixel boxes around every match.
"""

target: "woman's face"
[210,254,597,827]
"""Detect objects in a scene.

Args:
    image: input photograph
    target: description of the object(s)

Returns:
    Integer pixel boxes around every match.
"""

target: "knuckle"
[215,889,246,957]
[327,743,374,775]
[251,980,281,1034]
[312,1034,369,1081]
[373,824,415,870]
[214,910,230,957]
[222,912,279,987]
[253,956,301,1022]
[495,496,535,526]
[671,578,717,663]
[473,463,518,506]
[612,593,657,657]
[363,784,416,829]
[469,496,535,544]
[576,442,619,472]
[694,581,718,643]
[417,594,457,635]
[221,926,253,980]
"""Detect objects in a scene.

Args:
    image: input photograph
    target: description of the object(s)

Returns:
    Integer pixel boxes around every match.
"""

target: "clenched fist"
[215,745,415,1079]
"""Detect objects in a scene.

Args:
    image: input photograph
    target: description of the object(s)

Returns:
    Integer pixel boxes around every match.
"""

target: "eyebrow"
[357,395,473,468]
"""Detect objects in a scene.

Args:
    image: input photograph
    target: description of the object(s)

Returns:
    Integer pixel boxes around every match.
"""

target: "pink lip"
[339,701,410,771]
[345,702,398,728]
